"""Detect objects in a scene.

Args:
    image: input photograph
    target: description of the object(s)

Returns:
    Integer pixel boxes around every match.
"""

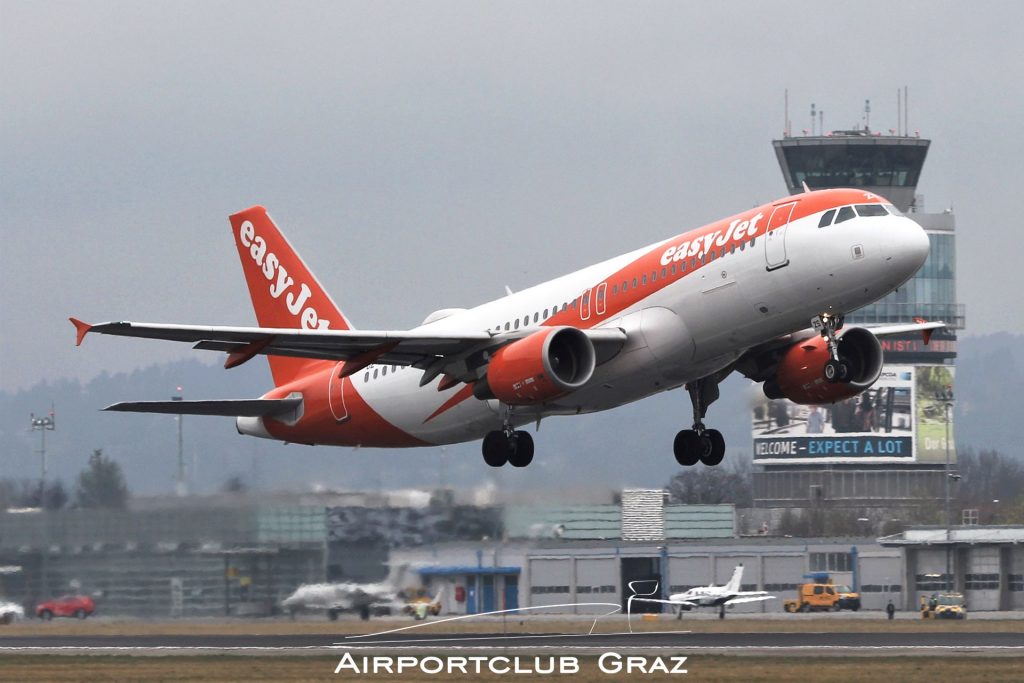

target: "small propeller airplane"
[629,564,774,619]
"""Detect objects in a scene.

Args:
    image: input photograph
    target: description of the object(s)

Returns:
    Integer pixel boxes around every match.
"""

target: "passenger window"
[533,312,539,323]
[835,206,855,224]
[651,271,657,283]
[632,278,638,288]
[382,366,387,376]
[373,368,379,379]
[504,322,510,331]
[671,264,676,275]
[523,315,529,326]
[612,285,618,296]
[514,319,520,329]
[363,372,369,383]
[662,267,667,278]
[749,237,756,247]
[571,299,577,309]
[818,209,837,227]
[641,274,647,285]
[622,281,628,292]
[855,204,888,217]
[543,308,549,317]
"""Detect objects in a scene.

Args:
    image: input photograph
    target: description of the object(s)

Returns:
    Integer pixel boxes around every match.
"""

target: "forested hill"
[1,335,1018,496]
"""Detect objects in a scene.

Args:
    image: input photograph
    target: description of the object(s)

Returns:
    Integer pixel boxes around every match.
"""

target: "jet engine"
[479,326,596,404]
[763,327,883,405]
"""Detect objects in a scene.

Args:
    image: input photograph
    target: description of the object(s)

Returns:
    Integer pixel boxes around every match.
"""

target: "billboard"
[752,365,955,465]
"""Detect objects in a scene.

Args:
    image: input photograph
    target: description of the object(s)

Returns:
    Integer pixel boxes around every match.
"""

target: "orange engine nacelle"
[764,327,883,405]
[483,327,596,405]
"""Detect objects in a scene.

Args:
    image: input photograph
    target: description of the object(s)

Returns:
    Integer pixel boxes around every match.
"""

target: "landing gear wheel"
[824,359,850,383]
[508,431,534,468]
[699,429,725,466]
[482,431,510,467]
[673,430,701,466]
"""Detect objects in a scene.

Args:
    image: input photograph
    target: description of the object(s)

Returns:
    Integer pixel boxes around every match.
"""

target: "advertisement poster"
[752,366,916,464]
[914,365,957,464]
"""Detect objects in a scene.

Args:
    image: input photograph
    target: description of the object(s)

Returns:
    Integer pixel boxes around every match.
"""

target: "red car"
[35,595,95,620]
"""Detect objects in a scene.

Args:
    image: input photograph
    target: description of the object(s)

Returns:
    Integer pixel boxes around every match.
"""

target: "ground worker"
[886,600,895,620]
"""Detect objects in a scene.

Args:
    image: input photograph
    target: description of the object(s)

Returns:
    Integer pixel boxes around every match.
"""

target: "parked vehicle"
[0,601,24,624]
[783,573,861,612]
[920,592,966,620]
[35,595,95,620]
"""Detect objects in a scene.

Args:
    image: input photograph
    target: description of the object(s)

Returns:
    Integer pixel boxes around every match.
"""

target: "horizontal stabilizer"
[103,397,302,417]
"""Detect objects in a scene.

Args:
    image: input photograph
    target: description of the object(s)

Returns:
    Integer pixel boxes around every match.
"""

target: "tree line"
[0,449,128,511]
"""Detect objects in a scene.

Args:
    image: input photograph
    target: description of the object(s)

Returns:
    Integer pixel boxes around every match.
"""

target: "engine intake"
[481,327,596,405]
[764,327,884,405]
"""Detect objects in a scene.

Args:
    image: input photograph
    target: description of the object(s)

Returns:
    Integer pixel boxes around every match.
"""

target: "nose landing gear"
[673,378,726,467]
[814,313,851,383]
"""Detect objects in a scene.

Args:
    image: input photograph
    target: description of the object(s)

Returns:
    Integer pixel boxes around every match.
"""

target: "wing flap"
[103,398,302,417]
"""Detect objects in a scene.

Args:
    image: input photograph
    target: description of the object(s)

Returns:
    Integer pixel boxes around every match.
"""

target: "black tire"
[482,431,509,467]
[40,610,53,621]
[74,609,87,619]
[508,431,534,468]
[673,430,701,466]
[700,429,725,466]
[824,359,840,383]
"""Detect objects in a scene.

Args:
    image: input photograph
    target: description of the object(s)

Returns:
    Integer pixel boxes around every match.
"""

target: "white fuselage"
[340,197,928,446]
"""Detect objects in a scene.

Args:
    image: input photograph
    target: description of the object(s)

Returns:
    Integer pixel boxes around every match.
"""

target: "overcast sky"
[2,0,1022,393]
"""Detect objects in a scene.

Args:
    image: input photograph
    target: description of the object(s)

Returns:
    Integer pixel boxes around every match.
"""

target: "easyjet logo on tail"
[238,220,331,330]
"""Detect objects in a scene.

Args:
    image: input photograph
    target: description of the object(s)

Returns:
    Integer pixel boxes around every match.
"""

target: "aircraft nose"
[890,217,930,275]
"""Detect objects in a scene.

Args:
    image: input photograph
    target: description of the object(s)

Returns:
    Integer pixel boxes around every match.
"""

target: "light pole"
[29,408,55,599]
[29,409,56,504]
[172,387,185,496]
[936,386,955,591]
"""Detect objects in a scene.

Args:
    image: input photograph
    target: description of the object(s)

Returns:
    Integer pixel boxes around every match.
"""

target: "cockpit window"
[855,204,889,217]
[884,203,903,216]
[835,206,856,224]
[818,209,837,228]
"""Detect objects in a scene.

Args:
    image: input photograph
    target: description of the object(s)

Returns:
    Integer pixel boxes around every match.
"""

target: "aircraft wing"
[723,594,776,606]
[628,597,700,608]
[70,318,627,383]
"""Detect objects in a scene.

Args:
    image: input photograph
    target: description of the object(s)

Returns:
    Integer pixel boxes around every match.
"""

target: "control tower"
[752,107,965,514]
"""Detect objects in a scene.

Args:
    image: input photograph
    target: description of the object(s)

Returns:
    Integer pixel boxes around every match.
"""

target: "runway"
[1,630,1021,653]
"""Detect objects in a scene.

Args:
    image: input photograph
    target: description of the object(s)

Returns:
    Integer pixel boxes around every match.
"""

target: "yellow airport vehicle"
[920,592,967,620]
[783,573,861,612]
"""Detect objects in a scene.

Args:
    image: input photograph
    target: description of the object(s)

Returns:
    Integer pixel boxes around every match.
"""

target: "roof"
[503,503,735,541]
[878,526,1024,546]
[417,566,520,576]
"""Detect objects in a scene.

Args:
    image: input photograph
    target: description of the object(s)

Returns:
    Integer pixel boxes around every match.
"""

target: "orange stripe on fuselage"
[419,188,885,423]
[543,188,885,331]
[261,361,428,447]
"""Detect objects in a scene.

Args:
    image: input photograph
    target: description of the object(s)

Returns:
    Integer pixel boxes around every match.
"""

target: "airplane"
[281,566,443,620]
[628,564,774,619]
[70,187,939,469]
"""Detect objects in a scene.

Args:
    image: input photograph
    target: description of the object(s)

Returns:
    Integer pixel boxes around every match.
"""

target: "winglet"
[69,318,93,346]
[913,317,935,345]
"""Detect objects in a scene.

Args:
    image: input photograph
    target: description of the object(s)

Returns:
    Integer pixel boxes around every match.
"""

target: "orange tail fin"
[229,206,352,386]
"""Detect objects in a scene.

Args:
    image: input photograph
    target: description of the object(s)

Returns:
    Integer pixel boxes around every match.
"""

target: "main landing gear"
[673,377,725,467]
[482,408,534,468]
[814,313,851,383]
